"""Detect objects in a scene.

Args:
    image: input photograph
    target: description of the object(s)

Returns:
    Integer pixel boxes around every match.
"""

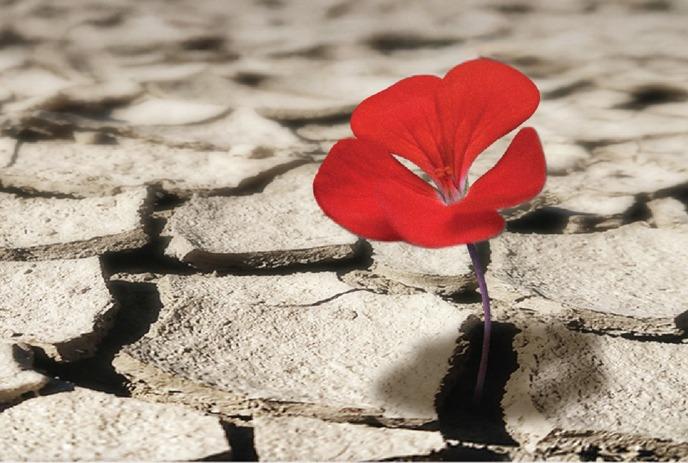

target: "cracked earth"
[0,0,687,461]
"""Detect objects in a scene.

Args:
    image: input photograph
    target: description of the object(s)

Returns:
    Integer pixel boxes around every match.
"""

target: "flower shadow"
[438,318,607,445]
[374,314,607,445]
[373,332,464,426]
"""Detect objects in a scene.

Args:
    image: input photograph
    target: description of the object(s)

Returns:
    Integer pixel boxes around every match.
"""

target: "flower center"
[433,167,464,205]
[433,166,453,178]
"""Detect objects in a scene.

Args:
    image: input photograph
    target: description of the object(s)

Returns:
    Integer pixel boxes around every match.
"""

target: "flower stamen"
[433,165,453,178]
[433,166,464,205]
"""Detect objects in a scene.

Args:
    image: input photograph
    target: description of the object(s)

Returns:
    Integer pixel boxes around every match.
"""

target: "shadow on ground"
[371,312,608,460]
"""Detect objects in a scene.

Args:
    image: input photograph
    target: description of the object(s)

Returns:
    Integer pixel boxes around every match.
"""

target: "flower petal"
[376,175,505,248]
[350,75,444,180]
[464,127,546,210]
[350,59,540,193]
[438,58,541,181]
[313,138,437,241]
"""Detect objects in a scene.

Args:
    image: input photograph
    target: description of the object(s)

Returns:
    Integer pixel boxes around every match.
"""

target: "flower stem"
[467,243,491,404]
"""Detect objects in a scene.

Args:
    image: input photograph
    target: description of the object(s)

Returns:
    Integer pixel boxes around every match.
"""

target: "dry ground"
[1,0,687,460]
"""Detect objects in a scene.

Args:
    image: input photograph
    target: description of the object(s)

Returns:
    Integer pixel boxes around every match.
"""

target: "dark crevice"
[183,238,371,277]
[279,111,352,128]
[0,183,83,199]
[103,188,372,280]
[40,104,124,121]
[82,11,124,27]
[449,291,482,305]
[0,26,33,46]
[366,33,461,54]
[582,1,600,13]
[343,238,374,270]
[33,379,76,397]
[33,281,164,396]
[489,54,568,79]
[506,200,651,235]
[270,44,332,60]
[233,71,270,87]
[652,181,688,207]
[319,414,439,431]
[578,443,602,461]
[542,430,688,461]
[257,0,283,8]
[101,236,195,279]
[565,319,688,344]
[623,197,652,224]
[506,207,570,234]
[0,348,77,411]
[3,113,79,141]
[607,331,685,343]
[413,444,510,462]
[436,318,520,446]
[432,444,510,461]
[542,79,593,99]
[275,288,363,308]
[576,138,618,152]
[150,189,188,213]
[182,35,225,52]
[4,137,20,167]
[2,111,145,147]
[219,422,259,462]
[231,158,312,197]
[615,84,688,110]
[673,310,688,332]
[632,0,672,11]
[473,240,491,270]
[100,190,194,278]
[443,240,490,305]
[379,443,509,462]
[0,380,77,415]
[493,4,533,14]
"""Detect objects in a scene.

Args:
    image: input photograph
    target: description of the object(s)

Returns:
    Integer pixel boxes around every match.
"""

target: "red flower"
[313,58,546,248]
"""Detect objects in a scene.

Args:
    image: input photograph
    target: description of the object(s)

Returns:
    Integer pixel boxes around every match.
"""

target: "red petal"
[313,138,437,241]
[438,58,540,181]
[464,128,546,210]
[376,175,505,248]
[349,59,539,193]
[350,75,443,180]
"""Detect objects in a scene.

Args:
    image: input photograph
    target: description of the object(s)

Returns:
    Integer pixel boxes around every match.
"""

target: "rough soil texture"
[362,241,477,296]
[0,188,151,259]
[0,257,116,361]
[1,0,687,461]
[0,342,48,403]
[114,273,472,424]
[0,387,231,461]
[503,321,688,458]
[252,415,446,461]
[164,164,359,269]
[2,138,301,197]
[490,223,688,335]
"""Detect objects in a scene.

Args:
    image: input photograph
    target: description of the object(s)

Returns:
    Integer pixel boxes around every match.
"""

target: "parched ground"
[1,0,687,460]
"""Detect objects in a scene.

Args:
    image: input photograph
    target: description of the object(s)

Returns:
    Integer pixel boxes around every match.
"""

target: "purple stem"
[467,243,491,403]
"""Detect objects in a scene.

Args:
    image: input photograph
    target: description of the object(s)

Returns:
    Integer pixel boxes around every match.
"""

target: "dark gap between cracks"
[436,317,520,446]
[366,32,462,54]
[615,84,688,110]
[378,443,510,462]
[198,422,259,462]
[506,207,569,234]
[33,280,165,397]
[167,238,374,278]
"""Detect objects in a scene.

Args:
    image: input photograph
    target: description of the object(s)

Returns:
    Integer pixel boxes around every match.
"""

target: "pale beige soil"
[0,0,687,460]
